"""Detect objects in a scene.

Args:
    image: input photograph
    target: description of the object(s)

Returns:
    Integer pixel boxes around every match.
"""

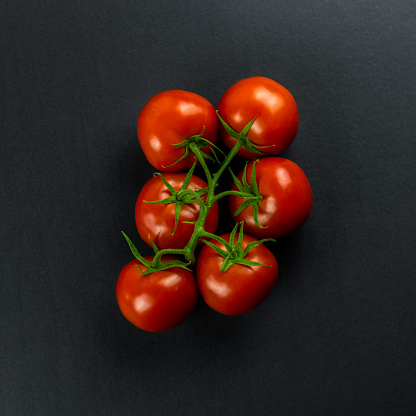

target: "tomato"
[196,233,278,315]
[229,157,313,238]
[137,90,218,171]
[217,77,299,159]
[135,173,219,250]
[116,256,198,332]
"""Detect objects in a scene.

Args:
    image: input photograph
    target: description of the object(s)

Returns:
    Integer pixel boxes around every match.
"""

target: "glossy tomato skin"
[116,256,198,332]
[135,173,219,250]
[217,77,299,159]
[196,234,278,315]
[137,90,218,172]
[229,157,313,238]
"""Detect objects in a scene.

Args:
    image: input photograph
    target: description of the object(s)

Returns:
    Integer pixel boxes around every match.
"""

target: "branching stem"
[124,114,267,272]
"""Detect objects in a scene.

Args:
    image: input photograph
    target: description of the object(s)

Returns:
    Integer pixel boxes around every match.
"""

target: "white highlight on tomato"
[206,276,231,298]
[133,294,152,313]
[150,136,161,151]
[159,274,181,288]
[276,166,292,189]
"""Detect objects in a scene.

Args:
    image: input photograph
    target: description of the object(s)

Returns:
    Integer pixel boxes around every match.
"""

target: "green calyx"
[144,162,207,235]
[202,222,275,272]
[165,127,225,168]
[216,112,274,155]
[230,160,266,229]
[122,231,191,275]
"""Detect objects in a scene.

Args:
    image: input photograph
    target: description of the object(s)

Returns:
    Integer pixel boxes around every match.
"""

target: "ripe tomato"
[229,157,313,238]
[116,256,198,332]
[217,77,299,159]
[135,173,219,250]
[196,233,278,315]
[137,90,218,171]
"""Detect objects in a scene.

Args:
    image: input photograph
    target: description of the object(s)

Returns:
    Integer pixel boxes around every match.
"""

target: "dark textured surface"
[1,1,416,415]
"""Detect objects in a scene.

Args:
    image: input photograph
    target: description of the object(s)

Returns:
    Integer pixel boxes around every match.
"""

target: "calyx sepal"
[121,231,191,274]
[216,112,275,155]
[230,160,266,229]
[144,162,207,235]
[201,222,275,272]
[165,127,225,168]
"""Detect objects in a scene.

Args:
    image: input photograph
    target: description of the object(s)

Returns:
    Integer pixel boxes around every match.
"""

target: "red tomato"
[116,256,198,332]
[217,77,299,159]
[229,157,313,238]
[137,90,218,171]
[196,233,278,315]
[135,173,219,250]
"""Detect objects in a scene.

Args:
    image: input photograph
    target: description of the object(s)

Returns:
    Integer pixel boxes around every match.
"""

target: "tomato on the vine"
[116,256,198,332]
[217,77,299,159]
[118,78,313,331]
[137,90,218,172]
[229,157,313,238]
[196,233,278,315]
[135,173,219,250]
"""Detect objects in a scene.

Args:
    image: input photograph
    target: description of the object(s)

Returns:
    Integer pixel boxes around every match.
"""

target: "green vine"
[123,113,271,273]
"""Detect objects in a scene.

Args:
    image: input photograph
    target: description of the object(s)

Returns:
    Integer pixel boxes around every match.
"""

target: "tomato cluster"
[116,77,313,333]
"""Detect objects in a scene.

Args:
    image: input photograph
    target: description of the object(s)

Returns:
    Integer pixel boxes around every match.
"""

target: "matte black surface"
[1,1,415,415]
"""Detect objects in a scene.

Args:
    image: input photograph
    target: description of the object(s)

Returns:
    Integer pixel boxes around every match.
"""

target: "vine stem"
[145,118,256,270]
[152,247,188,266]
[211,190,261,205]
[174,139,246,264]
[183,191,207,263]
[190,139,245,203]
[211,140,245,194]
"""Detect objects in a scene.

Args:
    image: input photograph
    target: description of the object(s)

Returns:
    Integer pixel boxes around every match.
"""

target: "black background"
[1,1,416,415]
